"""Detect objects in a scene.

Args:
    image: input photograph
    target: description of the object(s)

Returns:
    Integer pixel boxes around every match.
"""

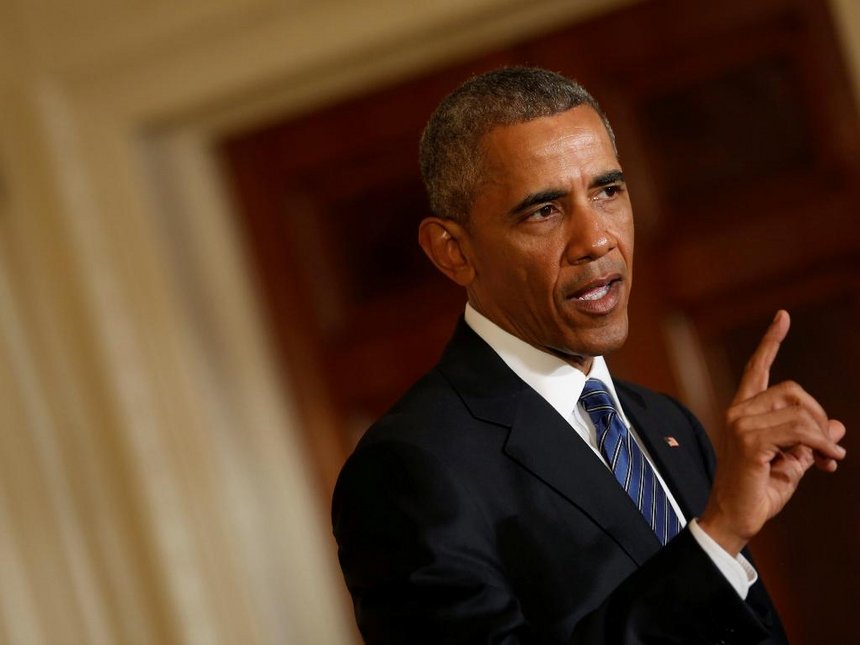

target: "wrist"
[697,512,748,557]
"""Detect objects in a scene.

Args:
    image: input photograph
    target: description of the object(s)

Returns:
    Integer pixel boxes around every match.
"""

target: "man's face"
[462,106,634,371]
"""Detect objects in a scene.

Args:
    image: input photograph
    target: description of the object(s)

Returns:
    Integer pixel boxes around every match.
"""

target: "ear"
[418,217,475,287]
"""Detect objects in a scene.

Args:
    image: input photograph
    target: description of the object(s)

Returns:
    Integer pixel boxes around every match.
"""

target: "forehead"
[477,107,617,191]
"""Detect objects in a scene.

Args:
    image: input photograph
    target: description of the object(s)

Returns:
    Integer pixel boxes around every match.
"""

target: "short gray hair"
[419,66,615,222]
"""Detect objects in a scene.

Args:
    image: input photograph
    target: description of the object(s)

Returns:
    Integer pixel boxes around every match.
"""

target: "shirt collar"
[464,303,627,423]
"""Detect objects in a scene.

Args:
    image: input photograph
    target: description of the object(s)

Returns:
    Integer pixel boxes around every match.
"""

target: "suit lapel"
[503,388,662,565]
[437,321,661,565]
[616,383,711,520]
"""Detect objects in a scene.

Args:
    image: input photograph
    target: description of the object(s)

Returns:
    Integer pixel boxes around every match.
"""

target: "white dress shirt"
[464,303,756,599]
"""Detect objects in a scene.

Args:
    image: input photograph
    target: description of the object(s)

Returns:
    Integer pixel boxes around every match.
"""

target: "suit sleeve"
[332,436,772,644]
[662,394,788,643]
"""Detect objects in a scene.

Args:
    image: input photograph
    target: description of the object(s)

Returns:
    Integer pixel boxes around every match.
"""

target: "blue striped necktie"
[579,378,680,545]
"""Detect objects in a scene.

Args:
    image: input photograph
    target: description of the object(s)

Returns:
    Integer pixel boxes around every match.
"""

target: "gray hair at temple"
[419,66,616,223]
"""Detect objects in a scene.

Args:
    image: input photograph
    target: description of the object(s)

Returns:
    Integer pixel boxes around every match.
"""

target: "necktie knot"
[580,378,615,412]
[580,379,624,459]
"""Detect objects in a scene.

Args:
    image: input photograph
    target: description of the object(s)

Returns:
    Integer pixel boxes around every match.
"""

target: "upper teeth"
[578,284,610,301]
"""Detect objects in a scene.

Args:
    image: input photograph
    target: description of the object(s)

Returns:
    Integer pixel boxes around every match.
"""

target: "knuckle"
[737,431,759,453]
[777,379,803,397]
[788,416,804,434]
[725,409,750,433]
[725,408,739,426]
[736,416,755,433]
[800,407,820,428]
[783,379,800,390]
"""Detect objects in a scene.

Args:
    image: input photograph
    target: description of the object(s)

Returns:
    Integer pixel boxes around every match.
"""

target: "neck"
[545,347,593,374]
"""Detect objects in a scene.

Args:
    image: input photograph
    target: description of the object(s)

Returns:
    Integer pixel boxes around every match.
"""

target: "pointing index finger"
[734,310,790,403]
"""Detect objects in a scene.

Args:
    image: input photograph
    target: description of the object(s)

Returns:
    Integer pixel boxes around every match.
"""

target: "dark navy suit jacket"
[333,320,787,643]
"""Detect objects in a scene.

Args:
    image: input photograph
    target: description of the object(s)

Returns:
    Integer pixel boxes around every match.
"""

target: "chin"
[582,321,629,357]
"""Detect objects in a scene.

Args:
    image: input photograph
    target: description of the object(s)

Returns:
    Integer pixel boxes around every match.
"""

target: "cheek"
[517,250,560,292]
[621,207,635,247]
[608,210,634,263]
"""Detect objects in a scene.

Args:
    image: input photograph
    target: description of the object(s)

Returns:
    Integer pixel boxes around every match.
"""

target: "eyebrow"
[508,189,568,217]
[592,170,625,188]
[507,170,626,217]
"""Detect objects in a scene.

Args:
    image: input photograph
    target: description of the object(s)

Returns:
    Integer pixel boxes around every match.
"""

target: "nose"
[564,203,616,265]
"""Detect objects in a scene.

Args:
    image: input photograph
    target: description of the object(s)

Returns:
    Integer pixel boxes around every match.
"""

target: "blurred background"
[0,0,858,642]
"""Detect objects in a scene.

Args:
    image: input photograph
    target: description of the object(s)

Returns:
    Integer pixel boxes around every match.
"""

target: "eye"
[594,185,624,201]
[527,204,560,221]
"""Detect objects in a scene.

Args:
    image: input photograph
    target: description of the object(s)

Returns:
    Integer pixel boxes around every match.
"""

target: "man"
[332,67,846,643]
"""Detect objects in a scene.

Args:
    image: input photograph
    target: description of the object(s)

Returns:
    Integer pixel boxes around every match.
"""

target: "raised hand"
[698,310,847,556]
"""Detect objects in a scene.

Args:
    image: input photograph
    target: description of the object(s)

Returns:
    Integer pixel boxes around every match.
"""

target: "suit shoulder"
[615,379,703,428]
[331,366,495,530]
[351,366,478,452]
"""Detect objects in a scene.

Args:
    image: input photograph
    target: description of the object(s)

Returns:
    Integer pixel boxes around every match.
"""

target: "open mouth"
[571,276,621,301]
[566,275,623,315]
[574,282,613,301]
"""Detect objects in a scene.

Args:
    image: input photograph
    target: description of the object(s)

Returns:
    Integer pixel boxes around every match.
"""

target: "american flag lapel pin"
[664,436,680,447]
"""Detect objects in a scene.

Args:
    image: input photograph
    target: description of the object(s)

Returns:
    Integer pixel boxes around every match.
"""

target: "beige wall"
[0,0,856,643]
